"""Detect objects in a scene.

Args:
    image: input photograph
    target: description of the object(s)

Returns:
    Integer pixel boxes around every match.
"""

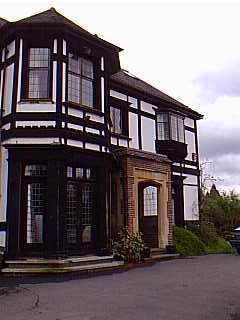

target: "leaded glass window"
[157,113,169,140]
[66,182,78,244]
[26,182,45,244]
[25,164,47,177]
[143,186,158,216]
[28,48,50,99]
[157,113,184,142]
[68,53,93,107]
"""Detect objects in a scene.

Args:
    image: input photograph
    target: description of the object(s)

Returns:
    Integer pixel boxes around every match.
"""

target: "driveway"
[1,254,240,320]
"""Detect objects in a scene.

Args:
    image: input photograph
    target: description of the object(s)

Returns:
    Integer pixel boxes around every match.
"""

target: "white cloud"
[2,0,240,192]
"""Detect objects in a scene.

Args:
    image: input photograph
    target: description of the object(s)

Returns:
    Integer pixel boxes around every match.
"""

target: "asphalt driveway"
[1,254,240,320]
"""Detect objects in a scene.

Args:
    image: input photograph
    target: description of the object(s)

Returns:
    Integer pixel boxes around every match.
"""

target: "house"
[0,8,202,259]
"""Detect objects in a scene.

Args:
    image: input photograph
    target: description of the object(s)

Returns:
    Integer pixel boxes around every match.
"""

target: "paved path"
[1,254,240,320]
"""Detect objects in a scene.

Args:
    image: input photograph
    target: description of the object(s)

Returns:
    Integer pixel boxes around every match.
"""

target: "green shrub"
[187,223,218,246]
[112,227,146,262]
[206,238,233,254]
[173,226,207,256]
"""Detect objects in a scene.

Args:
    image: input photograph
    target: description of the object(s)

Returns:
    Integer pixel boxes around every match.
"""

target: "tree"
[202,185,240,235]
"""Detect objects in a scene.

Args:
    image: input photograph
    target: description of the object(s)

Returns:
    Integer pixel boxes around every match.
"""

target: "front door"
[65,167,95,253]
[138,184,159,248]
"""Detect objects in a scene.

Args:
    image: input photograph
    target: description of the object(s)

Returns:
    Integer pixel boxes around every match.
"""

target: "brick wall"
[115,148,173,247]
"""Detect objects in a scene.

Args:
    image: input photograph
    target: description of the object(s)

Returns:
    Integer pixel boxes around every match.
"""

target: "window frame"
[67,50,97,109]
[21,39,53,101]
[109,97,129,137]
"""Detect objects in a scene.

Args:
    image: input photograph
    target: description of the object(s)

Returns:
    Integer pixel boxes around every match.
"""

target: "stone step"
[150,248,166,257]
[1,260,124,274]
[5,255,114,269]
[144,253,180,263]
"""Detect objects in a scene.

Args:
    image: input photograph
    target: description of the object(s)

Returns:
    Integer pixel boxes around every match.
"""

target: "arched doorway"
[138,183,159,248]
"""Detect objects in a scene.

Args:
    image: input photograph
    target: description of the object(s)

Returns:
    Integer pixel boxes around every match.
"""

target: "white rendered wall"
[3,63,14,116]
[185,130,196,161]
[52,61,57,103]
[141,116,156,153]
[184,174,198,185]
[184,185,199,220]
[140,101,155,115]
[185,117,195,128]
[129,112,139,149]
[17,103,56,112]
[17,39,23,102]
[110,90,127,101]
[0,147,8,223]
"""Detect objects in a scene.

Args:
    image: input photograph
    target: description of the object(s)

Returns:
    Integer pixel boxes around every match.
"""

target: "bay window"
[157,113,184,142]
[68,53,94,107]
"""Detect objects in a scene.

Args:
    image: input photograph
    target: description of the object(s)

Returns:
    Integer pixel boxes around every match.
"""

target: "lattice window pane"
[82,79,93,107]
[28,48,50,99]
[67,166,73,178]
[81,183,93,229]
[86,169,91,180]
[68,73,81,104]
[178,117,184,142]
[27,183,45,243]
[81,58,93,79]
[171,115,178,141]
[143,186,158,216]
[66,182,77,244]
[68,53,81,74]
[68,53,93,107]
[25,164,47,177]
[76,167,84,179]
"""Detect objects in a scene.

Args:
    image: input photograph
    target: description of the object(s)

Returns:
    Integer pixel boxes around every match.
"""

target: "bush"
[206,238,233,254]
[173,226,207,256]
[187,223,218,246]
[112,227,146,262]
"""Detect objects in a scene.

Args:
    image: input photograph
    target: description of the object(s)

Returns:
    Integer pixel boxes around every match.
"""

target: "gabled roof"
[15,8,122,52]
[111,70,203,118]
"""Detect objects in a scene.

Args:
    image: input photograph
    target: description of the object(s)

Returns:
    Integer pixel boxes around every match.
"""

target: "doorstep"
[1,253,179,276]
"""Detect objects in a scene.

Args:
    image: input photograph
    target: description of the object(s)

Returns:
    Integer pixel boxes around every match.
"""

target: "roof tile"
[111,70,202,118]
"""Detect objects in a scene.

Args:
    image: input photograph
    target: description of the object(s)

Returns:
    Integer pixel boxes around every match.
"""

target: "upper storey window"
[27,48,50,99]
[157,113,184,143]
[68,53,94,108]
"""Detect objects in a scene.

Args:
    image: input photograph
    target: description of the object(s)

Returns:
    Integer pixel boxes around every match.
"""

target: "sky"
[1,0,240,193]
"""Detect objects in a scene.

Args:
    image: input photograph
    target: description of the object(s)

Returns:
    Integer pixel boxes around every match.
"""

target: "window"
[170,114,184,142]
[25,164,47,177]
[157,113,169,140]
[68,53,94,107]
[66,167,93,180]
[143,186,158,216]
[27,48,50,99]
[110,106,122,134]
[24,164,47,244]
[157,113,184,142]
[66,166,94,245]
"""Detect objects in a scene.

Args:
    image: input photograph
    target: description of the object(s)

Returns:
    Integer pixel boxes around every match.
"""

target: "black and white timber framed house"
[0,8,203,259]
